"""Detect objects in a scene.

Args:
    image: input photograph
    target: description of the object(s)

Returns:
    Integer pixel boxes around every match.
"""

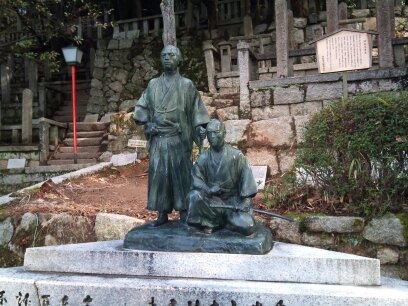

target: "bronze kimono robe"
[134,73,209,212]
[186,145,258,234]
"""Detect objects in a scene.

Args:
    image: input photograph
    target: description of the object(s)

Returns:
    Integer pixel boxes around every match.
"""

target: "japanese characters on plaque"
[316,30,372,73]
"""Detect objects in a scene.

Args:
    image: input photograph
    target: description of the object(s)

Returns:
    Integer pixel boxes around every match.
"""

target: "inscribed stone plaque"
[7,159,26,169]
[127,139,147,148]
[316,30,372,73]
[251,166,268,190]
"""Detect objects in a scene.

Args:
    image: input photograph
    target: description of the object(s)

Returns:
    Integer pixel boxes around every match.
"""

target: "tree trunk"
[160,0,177,46]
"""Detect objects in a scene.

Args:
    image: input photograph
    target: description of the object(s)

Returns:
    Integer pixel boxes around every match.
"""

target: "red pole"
[71,65,78,164]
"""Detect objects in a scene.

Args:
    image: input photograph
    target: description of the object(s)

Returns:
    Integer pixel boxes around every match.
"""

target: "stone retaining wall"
[1,212,407,279]
[209,68,407,176]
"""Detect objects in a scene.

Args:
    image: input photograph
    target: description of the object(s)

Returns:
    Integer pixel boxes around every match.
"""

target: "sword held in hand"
[209,202,294,222]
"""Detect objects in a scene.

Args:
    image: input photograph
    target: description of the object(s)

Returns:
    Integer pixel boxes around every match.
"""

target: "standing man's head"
[207,119,226,151]
[161,45,182,72]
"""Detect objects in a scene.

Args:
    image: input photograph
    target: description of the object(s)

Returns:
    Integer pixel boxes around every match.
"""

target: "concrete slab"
[111,153,137,166]
[0,267,407,306]
[24,240,380,286]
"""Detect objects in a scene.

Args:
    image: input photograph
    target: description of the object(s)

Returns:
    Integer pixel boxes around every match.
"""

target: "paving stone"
[278,150,296,173]
[111,153,138,166]
[94,213,144,241]
[304,216,365,233]
[249,117,294,147]
[269,218,301,244]
[306,82,343,101]
[216,106,239,121]
[274,86,304,104]
[0,217,14,246]
[252,105,290,121]
[246,148,279,176]
[301,232,335,247]
[294,115,310,143]
[250,90,272,107]
[363,215,406,247]
[224,119,250,144]
[377,247,400,265]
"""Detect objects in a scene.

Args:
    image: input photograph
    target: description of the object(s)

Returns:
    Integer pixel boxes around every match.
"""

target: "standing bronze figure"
[134,45,209,226]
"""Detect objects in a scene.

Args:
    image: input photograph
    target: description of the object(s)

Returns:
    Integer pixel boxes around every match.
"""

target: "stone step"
[213,98,236,108]
[51,152,101,160]
[1,267,407,306]
[66,131,106,138]
[54,109,88,116]
[24,241,380,286]
[52,115,86,123]
[47,159,97,165]
[63,137,103,146]
[58,146,100,153]
[69,122,109,132]
[213,93,239,99]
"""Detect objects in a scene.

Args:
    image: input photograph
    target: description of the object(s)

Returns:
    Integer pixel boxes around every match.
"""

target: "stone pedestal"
[0,240,407,305]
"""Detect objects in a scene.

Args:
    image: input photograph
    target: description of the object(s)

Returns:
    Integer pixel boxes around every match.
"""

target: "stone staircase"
[52,89,89,123]
[47,122,109,165]
[47,84,109,166]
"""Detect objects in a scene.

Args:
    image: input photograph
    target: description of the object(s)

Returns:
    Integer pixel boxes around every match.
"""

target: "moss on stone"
[286,213,328,233]
[396,213,408,244]
[0,246,23,268]
[352,218,364,229]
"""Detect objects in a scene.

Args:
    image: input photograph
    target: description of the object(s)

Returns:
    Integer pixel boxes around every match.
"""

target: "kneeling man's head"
[207,119,226,150]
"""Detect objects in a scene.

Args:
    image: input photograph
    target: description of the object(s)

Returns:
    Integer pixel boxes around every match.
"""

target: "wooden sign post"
[312,29,375,100]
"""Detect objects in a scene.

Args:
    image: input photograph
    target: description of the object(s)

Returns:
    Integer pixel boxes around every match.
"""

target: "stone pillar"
[0,63,11,104]
[90,47,95,75]
[275,0,293,78]
[376,0,394,68]
[237,41,252,119]
[11,129,19,144]
[358,0,367,9]
[154,18,160,36]
[338,2,348,20]
[22,89,33,144]
[39,120,50,165]
[50,125,59,148]
[394,45,406,67]
[39,84,46,117]
[77,17,83,39]
[186,0,194,31]
[243,15,253,36]
[218,41,232,72]
[326,0,339,33]
[28,59,38,97]
[203,41,217,94]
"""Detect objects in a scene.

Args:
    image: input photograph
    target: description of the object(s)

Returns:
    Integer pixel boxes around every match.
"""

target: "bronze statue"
[133,45,209,226]
[186,119,258,236]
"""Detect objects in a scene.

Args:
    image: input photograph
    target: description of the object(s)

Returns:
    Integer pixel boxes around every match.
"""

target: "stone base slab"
[24,240,380,286]
[0,267,407,306]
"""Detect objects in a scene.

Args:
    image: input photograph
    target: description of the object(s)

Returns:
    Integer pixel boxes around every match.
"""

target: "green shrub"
[296,91,408,217]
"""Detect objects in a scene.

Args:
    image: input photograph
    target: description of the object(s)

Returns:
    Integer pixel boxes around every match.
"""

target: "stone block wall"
[1,211,406,279]
[87,35,207,116]
[261,213,408,279]
[209,68,407,177]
